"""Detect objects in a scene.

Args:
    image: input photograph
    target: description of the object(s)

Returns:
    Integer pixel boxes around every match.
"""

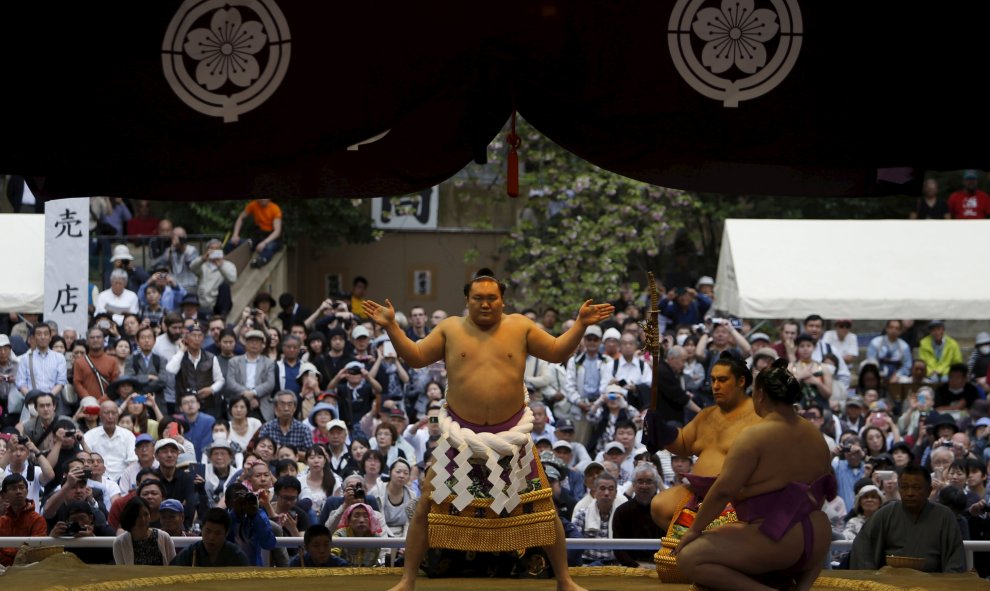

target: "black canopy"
[2,1,985,200]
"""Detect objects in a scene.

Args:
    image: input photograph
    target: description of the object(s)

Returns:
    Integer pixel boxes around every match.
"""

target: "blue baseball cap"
[135,434,154,447]
[160,499,184,513]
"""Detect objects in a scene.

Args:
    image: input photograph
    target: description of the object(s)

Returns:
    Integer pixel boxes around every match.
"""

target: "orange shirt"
[244,200,282,233]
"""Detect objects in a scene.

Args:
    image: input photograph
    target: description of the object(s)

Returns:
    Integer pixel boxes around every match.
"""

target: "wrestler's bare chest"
[443,319,529,424]
[692,405,760,474]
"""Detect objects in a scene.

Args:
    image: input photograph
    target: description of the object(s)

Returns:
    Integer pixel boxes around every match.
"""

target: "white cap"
[351,325,371,340]
[602,327,622,342]
[0,334,10,348]
[327,419,348,431]
[154,438,181,453]
[553,440,573,451]
[748,332,771,344]
[296,362,321,382]
[584,325,603,338]
[109,244,134,262]
[697,276,715,287]
[605,384,627,396]
[604,441,625,454]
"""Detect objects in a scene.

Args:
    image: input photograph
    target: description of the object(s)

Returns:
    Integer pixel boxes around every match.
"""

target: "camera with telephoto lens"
[840,444,852,454]
[353,482,365,500]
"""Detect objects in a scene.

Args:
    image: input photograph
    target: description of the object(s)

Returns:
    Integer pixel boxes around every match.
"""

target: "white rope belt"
[430,388,535,515]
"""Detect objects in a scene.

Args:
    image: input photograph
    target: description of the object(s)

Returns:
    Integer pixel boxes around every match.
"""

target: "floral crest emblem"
[668,0,803,107]
[162,0,291,122]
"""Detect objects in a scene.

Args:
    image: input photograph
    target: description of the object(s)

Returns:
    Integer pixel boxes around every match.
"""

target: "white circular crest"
[668,0,802,108]
[162,0,291,122]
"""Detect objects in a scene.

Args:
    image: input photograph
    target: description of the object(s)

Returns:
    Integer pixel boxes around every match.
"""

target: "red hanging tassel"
[506,111,521,198]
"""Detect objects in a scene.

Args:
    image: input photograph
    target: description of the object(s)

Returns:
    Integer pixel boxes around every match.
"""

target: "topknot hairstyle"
[463,268,507,297]
[754,358,802,404]
[713,350,753,390]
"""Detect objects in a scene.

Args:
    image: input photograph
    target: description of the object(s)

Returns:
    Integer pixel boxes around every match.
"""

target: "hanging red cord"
[506,111,521,198]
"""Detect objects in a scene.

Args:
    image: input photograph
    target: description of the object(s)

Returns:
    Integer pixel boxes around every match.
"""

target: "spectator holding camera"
[139,265,188,313]
[0,432,54,506]
[833,433,867,509]
[151,226,199,294]
[224,482,277,567]
[0,473,47,566]
[661,286,711,327]
[190,239,237,317]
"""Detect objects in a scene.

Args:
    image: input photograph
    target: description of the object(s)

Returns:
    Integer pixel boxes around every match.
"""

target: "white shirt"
[94,288,140,316]
[606,354,653,387]
[153,334,180,360]
[822,330,859,362]
[83,426,138,481]
[228,418,262,450]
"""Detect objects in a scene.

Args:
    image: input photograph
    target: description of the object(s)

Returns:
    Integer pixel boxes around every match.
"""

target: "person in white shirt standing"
[83,400,137,482]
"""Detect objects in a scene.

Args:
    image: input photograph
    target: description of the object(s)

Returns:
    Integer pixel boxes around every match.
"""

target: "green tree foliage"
[480,119,700,312]
[162,198,377,248]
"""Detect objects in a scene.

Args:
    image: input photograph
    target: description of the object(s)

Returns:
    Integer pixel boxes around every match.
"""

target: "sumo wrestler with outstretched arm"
[364,273,613,591]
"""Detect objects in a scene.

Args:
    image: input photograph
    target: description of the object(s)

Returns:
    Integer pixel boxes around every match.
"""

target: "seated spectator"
[969,332,990,390]
[867,320,913,383]
[153,438,197,525]
[947,170,990,219]
[190,240,237,317]
[108,245,148,293]
[788,333,832,409]
[109,468,160,531]
[113,496,176,565]
[290,524,349,567]
[823,319,858,367]
[910,178,950,219]
[935,364,980,412]
[225,483,277,566]
[611,463,663,567]
[258,390,313,457]
[96,269,140,316]
[572,472,621,566]
[850,465,965,572]
[83,400,136,482]
[0,473,47,566]
[159,498,187,537]
[587,385,638,456]
[833,433,867,510]
[331,502,385,566]
[300,445,336,515]
[919,320,963,383]
[229,199,283,268]
[379,458,416,540]
[171,507,250,566]
[202,439,238,508]
[843,484,883,540]
[50,499,116,564]
[126,200,160,237]
[938,485,972,540]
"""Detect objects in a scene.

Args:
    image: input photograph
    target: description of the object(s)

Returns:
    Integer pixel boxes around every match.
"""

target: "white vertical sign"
[44,198,90,335]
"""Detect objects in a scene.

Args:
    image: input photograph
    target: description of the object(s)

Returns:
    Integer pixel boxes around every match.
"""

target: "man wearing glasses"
[257,391,313,460]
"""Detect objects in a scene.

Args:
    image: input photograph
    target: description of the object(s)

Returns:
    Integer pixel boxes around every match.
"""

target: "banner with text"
[44,198,89,334]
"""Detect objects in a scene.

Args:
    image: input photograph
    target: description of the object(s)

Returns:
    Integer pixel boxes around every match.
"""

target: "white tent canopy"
[715,219,990,320]
[0,214,44,312]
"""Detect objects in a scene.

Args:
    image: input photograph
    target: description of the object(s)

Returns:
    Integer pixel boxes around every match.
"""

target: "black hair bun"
[474,268,496,279]
[770,358,789,370]
[759,362,801,404]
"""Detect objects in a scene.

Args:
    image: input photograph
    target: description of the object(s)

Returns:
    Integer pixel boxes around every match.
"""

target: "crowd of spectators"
[2,190,990,572]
